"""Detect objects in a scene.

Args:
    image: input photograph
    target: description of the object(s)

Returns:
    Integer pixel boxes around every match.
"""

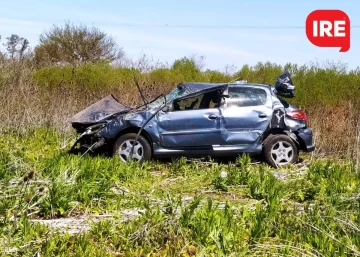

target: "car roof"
[178,82,228,95]
[179,82,272,92]
[228,82,272,89]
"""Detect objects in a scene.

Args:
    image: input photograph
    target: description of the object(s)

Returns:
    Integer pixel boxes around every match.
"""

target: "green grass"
[0,129,360,256]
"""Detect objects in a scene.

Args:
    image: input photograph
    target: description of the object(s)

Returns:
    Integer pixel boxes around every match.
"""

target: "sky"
[0,0,359,71]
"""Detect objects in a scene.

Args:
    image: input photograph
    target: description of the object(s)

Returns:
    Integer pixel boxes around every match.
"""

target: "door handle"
[208,114,218,120]
[258,113,267,118]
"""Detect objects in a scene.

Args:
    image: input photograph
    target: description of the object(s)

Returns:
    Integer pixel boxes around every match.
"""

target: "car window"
[172,90,222,111]
[174,95,202,110]
[147,86,191,109]
[227,87,267,107]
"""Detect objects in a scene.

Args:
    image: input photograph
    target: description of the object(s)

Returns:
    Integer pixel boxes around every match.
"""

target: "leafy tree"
[172,55,205,71]
[172,55,205,81]
[34,22,123,66]
[3,34,29,59]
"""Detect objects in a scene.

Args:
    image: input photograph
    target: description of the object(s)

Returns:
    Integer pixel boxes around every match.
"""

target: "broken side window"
[173,95,203,111]
[226,87,267,107]
[173,91,222,111]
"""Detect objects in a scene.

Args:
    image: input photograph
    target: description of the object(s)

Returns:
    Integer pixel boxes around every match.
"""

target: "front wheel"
[263,134,298,168]
[113,133,152,163]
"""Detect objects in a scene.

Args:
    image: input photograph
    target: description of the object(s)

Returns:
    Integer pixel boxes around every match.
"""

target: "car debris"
[68,72,315,167]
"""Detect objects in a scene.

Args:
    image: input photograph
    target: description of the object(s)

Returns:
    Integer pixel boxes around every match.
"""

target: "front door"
[157,93,223,148]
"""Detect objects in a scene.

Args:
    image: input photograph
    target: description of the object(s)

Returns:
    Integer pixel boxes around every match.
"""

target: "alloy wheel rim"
[117,139,144,162]
[270,141,294,166]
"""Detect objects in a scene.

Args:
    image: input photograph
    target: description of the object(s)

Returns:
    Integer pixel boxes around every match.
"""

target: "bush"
[32,63,136,90]
[34,21,123,66]
[4,58,360,156]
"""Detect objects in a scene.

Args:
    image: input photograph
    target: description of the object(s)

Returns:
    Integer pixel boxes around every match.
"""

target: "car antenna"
[133,74,148,109]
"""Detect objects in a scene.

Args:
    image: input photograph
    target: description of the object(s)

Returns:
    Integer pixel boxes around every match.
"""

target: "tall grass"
[0,57,359,157]
[1,130,359,256]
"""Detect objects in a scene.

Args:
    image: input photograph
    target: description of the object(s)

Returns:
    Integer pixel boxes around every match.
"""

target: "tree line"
[0,21,125,67]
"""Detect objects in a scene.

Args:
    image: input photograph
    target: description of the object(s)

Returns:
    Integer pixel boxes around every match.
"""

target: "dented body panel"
[221,92,273,145]
[157,108,223,147]
[69,81,315,159]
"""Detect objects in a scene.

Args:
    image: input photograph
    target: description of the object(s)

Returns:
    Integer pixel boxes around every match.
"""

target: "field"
[0,56,360,256]
[1,129,360,256]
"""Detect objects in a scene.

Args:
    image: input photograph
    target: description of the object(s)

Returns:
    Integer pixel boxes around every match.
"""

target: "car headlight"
[84,123,107,135]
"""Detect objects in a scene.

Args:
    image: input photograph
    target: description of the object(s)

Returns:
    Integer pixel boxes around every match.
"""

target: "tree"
[172,55,205,71]
[3,34,29,59]
[172,55,205,81]
[34,22,123,66]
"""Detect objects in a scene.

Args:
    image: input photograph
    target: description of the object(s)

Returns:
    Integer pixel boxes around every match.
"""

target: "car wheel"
[263,134,298,168]
[113,133,152,163]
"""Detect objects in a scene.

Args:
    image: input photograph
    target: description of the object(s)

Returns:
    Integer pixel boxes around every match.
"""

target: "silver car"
[69,72,315,167]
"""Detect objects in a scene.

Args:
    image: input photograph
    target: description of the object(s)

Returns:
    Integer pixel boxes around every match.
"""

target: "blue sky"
[0,0,359,70]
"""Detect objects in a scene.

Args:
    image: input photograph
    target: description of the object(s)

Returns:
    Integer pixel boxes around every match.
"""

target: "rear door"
[220,86,273,147]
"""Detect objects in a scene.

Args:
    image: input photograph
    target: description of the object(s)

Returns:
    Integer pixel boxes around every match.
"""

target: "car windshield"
[147,86,190,108]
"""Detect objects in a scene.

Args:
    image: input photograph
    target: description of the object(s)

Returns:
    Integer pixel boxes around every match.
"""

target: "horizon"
[1,0,359,71]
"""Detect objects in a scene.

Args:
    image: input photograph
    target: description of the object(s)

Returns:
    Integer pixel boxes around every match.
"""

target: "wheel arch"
[262,128,300,151]
[111,126,153,155]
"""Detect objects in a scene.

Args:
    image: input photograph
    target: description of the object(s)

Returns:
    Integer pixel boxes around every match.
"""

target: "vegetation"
[0,21,359,256]
[34,22,124,66]
[3,34,29,60]
[0,130,359,256]
[1,57,358,156]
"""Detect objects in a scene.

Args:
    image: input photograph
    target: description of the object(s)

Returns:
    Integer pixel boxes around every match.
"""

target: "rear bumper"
[296,128,315,152]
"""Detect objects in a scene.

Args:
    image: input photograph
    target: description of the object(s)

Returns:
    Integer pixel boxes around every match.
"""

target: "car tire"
[113,133,152,163]
[263,134,298,168]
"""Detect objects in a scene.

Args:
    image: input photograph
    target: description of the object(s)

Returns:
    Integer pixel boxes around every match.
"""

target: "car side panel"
[156,108,223,147]
[219,86,273,147]
[220,105,273,145]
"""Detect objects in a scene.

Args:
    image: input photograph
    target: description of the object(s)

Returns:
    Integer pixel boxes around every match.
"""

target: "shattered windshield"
[147,86,190,108]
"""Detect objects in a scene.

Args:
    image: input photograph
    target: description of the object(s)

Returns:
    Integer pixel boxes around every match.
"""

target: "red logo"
[306,10,350,52]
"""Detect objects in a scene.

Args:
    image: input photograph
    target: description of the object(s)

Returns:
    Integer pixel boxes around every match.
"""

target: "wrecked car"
[69,71,315,167]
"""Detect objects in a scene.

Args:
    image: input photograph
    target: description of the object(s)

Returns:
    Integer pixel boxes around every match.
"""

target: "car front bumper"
[69,124,107,153]
[296,128,315,152]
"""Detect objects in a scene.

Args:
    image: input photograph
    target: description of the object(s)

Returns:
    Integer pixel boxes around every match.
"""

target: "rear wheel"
[263,134,298,168]
[113,133,152,163]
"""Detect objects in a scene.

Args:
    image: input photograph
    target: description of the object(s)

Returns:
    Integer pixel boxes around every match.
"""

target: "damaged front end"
[69,123,107,154]
[68,94,131,155]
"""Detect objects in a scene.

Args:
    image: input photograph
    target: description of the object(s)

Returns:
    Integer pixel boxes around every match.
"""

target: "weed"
[1,122,360,256]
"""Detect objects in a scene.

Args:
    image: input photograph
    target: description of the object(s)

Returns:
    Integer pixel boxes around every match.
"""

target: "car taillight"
[286,110,308,121]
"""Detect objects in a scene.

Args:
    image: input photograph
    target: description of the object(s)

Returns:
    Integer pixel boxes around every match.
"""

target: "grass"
[1,129,360,256]
[1,21,360,256]
[1,56,359,256]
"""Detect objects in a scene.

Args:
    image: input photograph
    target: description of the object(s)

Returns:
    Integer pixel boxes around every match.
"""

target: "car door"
[220,86,273,148]
[156,93,223,148]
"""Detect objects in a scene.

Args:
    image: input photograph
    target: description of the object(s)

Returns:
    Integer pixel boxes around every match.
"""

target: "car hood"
[70,94,131,124]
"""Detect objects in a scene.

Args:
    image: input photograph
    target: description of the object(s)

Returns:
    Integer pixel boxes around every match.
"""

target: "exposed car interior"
[173,90,223,111]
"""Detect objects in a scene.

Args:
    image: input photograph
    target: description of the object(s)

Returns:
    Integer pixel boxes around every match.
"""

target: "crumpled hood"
[70,94,131,124]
